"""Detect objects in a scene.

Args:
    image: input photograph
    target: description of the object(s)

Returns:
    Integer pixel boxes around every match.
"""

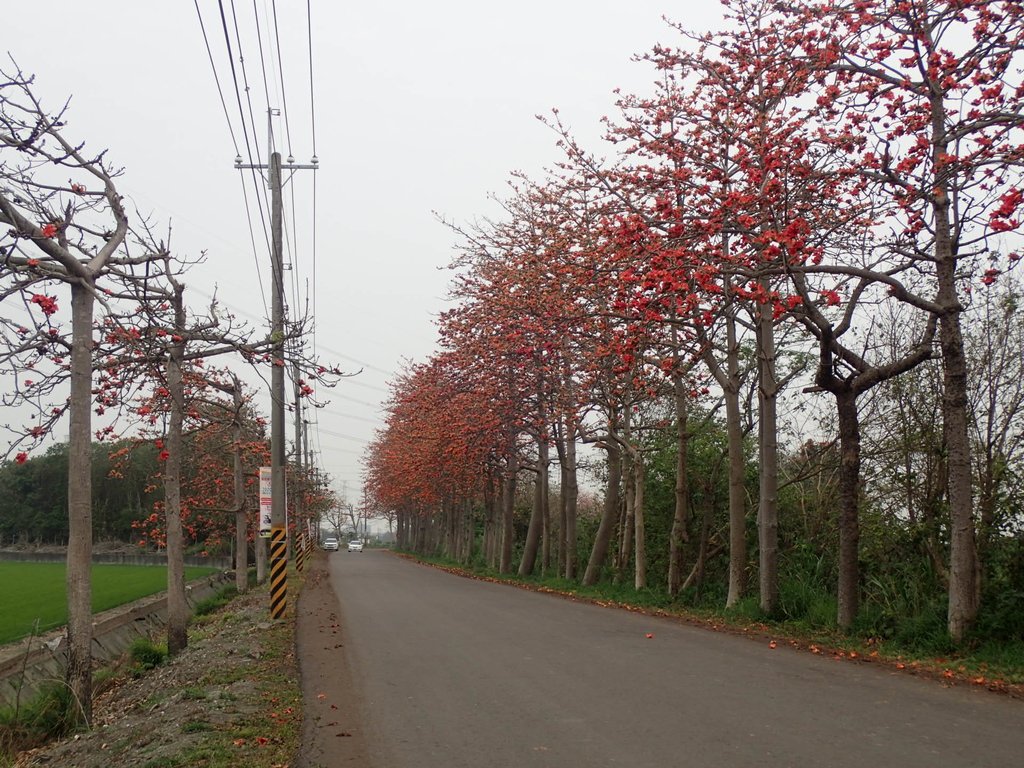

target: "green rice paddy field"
[0,562,220,645]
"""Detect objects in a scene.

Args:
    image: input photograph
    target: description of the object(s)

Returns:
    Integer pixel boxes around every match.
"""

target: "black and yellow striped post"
[296,530,306,573]
[270,525,288,619]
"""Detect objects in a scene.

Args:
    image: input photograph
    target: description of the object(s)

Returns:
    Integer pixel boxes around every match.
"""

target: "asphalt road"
[326,550,1022,768]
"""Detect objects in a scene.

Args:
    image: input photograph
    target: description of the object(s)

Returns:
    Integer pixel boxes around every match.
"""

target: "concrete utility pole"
[235,122,318,620]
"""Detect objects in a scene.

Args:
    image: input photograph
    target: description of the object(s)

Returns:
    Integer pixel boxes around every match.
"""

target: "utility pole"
[235,120,318,620]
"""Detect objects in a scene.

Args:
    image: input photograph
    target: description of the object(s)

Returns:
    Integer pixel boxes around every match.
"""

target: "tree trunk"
[582,439,621,586]
[483,470,497,568]
[616,448,635,586]
[633,450,647,591]
[499,457,518,574]
[518,462,544,577]
[835,389,861,630]
[757,291,779,615]
[723,310,747,608]
[563,425,579,580]
[65,281,94,724]
[924,87,976,641]
[233,385,248,594]
[694,499,713,596]
[539,438,551,575]
[164,296,188,655]
[668,379,690,597]
[940,282,977,642]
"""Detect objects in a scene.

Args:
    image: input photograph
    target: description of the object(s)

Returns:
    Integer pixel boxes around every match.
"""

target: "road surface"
[319,550,1022,767]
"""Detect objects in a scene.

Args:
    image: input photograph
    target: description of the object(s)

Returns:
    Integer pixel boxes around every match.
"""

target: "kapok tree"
[105,253,338,654]
[791,0,1024,641]
[364,352,505,562]
[0,66,171,722]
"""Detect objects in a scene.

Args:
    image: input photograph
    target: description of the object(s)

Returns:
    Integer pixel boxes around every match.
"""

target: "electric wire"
[315,426,370,444]
[250,0,274,124]
[270,0,294,158]
[204,4,342,484]
[187,287,400,382]
[193,0,241,157]
[216,0,274,314]
[237,173,271,319]
[305,0,317,159]
[315,406,382,425]
[306,0,319,359]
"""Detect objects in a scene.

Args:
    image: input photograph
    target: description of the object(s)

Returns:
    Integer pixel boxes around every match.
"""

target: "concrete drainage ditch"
[0,571,234,710]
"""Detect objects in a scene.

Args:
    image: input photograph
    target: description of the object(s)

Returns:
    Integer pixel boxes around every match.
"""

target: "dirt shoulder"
[11,553,368,768]
[15,582,300,767]
[294,553,371,768]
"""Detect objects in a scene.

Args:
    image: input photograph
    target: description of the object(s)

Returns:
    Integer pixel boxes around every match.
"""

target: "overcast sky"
[5,1,724,504]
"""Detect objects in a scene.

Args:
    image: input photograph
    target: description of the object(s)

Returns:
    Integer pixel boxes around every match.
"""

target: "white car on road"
[322,537,339,551]
[347,539,364,552]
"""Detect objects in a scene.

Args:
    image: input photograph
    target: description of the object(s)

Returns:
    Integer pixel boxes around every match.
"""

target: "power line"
[316,445,364,456]
[333,392,386,410]
[236,173,271,319]
[314,406,382,425]
[315,342,397,377]
[186,287,402,381]
[216,0,274,315]
[249,0,274,126]
[316,426,371,444]
[193,0,240,157]
[305,0,317,159]
[270,0,294,158]
[306,0,319,359]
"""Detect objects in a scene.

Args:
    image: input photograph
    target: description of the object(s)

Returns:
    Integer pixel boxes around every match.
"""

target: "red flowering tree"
[0,67,174,721]
[785,0,1024,640]
[102,260,340,654]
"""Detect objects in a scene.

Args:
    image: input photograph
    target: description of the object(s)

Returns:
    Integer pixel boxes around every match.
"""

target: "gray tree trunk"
[518,458,545,577]
[756,291,779,615]
[836,390,861,630]
[233,383,248,594]
[723,308,747,608]
[929,103,977,642]
[164,289,188,655]
[499,456,518,574]
[667,378,689,597]
[582,438,621,586]
[616,447,635,586]
[563,424,579,580]
[65,281,94,724]
[633,450,647,591]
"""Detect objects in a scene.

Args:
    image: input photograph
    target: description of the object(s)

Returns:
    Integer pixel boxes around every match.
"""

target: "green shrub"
[129,636,168,672]
[193,585,238,617]
[0,682,80,758]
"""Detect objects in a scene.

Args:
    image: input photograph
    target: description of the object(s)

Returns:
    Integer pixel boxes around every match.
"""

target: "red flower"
[39,223,57,238]
[158,450,170,461]
[15,452,28,464]
[30,294,59,316]
[820,289,841,307]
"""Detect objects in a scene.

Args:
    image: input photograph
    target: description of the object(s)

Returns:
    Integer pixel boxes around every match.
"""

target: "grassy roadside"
[3,568,305,768]
[397,551,1024,697]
